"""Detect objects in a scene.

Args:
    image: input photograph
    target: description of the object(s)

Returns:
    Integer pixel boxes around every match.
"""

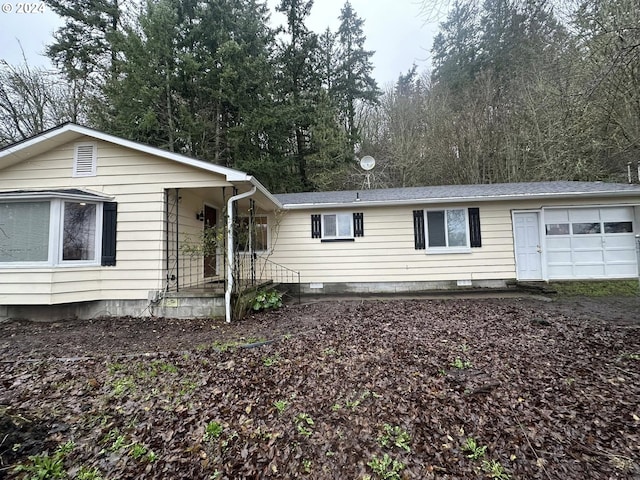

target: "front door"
[204,205,217,278]
[513,212,543,280]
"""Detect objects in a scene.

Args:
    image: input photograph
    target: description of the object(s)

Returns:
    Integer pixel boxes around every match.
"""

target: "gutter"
[225,186,257,323]
[247,176,283,209]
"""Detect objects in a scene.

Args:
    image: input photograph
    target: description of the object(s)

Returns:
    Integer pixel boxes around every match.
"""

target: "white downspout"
[225,186,257,323]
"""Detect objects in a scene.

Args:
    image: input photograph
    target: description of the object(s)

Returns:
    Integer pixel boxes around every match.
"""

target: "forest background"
[0,0,638,193]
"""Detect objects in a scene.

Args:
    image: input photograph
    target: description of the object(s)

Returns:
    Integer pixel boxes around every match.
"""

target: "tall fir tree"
[334,1,380,151]
[273,0,322,190]
[45,0,123,82]
[431,0,480,92]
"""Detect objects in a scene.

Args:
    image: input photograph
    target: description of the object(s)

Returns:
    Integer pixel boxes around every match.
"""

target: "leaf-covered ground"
[1,297,639,479]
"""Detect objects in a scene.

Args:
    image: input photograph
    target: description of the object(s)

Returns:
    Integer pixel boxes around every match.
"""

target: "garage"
[544,206,638,279]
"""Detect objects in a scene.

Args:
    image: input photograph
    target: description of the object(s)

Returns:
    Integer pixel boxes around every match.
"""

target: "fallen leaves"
[1,298,639,479]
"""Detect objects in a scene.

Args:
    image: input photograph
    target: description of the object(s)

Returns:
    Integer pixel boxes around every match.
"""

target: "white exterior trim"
[0,123,282,209]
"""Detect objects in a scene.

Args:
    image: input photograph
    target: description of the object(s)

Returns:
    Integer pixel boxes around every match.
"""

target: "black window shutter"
[413,210,425,250]
[101,202,118,266]
[353,212,364,237]
[468,207,482,248]
[311,214,321,238]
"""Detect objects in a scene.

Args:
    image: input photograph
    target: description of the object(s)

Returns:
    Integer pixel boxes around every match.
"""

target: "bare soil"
[1,295,639,479]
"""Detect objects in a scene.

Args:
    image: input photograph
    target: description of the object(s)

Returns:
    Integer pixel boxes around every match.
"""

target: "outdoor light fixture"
[196,210,204,221]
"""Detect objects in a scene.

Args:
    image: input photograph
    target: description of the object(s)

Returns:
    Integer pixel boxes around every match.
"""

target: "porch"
[159,187,299,319]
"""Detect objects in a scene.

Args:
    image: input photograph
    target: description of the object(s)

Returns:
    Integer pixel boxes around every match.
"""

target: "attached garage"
[544,206,638,279]
[514,201,639,282]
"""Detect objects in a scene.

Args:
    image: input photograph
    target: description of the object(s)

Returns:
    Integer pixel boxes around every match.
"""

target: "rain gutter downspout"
[225,186,257,323]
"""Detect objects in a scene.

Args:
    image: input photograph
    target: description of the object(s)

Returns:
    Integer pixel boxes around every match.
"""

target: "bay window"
[0,198,106,266]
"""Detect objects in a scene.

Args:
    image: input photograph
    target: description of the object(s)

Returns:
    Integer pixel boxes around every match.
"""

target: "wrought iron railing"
[166,252,301,303]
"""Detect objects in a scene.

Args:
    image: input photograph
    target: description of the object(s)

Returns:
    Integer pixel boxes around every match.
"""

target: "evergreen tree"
[45,0,123,82]
[318,27,338,92]
[273,0,321,189]
[334,1,380,150]
[431,0,480,92]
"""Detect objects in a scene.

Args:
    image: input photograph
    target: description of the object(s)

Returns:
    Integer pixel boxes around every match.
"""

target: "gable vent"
[73,143,97,177]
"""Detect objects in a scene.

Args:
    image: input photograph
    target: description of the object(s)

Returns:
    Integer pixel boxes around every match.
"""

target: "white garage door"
[544,207,638,279]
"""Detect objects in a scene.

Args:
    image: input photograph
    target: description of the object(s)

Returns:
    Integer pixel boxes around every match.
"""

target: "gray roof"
[275,181,640,208]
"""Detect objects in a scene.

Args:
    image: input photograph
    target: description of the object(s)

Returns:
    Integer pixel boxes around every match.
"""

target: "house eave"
[0,123,250,183]
[279,190,640,210]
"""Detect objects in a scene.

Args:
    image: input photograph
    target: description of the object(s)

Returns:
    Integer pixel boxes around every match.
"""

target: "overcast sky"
[0,0,439,87]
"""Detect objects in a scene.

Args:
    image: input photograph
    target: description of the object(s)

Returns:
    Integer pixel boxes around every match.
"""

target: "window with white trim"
[0,201,51,262]
[426,208,469,249]
[62,202,98,261]
[322,213,353,240]
[311,212,364,240]
[73,143,97,177]
[414,208,480,251]
[0,199,103,266]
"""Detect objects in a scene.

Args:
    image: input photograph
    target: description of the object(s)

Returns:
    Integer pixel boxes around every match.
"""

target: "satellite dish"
[360,155,375,171]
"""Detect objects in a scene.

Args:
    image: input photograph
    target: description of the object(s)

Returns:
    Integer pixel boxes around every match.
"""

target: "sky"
[0,0,440,87]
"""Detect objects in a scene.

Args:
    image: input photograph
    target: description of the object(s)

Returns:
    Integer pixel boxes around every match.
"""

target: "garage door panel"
[603,236,635,248]
[569,208,599,222]
[546,210,569,223]
[547,237,570,249]
[573,250,603,263]
[601,207,633,222]
[548,265,572,278]
[606,264,637,276]
[603,249,636,263]
[547,251,569,263]
[571,236,601,249]
[544,206,638,280]
[574,264,606,277]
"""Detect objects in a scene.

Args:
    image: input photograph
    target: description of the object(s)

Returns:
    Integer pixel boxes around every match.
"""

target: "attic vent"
[73,143,97,177]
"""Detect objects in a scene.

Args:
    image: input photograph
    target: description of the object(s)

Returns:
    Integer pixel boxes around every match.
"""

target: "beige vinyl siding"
[268,197,640,284]
[268,203,515,283]
[0,137,231,305]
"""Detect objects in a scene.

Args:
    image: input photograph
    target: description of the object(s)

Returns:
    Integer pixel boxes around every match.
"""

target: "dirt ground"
[1,294,639,479]
[1,294,638,360]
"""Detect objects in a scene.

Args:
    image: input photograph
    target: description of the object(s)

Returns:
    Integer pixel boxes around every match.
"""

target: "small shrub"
[252,289,283,311]
[77,466,103,480]
[129,443,148,460]
[263,355,280,367]
[463,437,486,460]
[274,399,288,414]
[377,424,411,453]
[451,357,472,369]
[204,421,224,441]
[367,453,405,480]
[294,413,314,437]
[482,459,510,479]
[13,441,75,479]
